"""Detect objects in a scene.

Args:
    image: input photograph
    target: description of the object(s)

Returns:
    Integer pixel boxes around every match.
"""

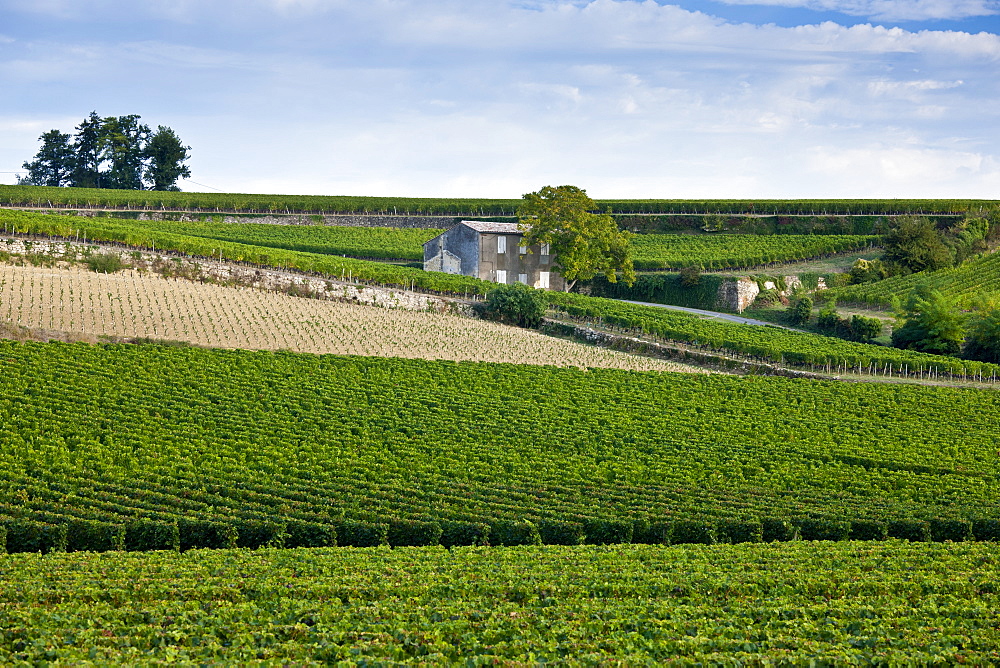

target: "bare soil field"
[0,262,703,373]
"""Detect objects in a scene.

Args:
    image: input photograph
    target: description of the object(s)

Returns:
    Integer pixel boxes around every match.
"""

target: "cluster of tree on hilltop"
[19,112,191,191]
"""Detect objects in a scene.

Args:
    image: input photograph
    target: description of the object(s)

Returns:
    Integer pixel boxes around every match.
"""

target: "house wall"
[423,224,480,276]
[477,233,564,291]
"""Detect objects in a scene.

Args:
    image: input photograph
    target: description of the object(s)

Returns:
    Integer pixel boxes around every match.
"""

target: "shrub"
[234,520,286,549]
[788,296,813,325]
[67,519,122,552]
[929,518,972,542]
[482,283,546,328]
[85,253,124,273]
[632,521,671,545]
[972,519,1000,541]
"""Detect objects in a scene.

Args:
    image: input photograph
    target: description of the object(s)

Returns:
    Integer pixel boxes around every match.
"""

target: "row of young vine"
[2,340,1000,555]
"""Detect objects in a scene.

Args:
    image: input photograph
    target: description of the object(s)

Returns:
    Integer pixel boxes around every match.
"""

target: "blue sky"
[2,0,999,198]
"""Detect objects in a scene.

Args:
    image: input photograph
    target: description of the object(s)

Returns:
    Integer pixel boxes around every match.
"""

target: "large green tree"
[964,301,1000,364]
[21,112,190,191]
[101,114,151,190]
[518,185,635,292]
[144,126,192,191]
[881,216,954,275]
[891,283,966,356]
[20,129,75,186]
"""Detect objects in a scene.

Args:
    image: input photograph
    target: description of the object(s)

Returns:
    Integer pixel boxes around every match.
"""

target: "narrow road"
[618,299,806,331]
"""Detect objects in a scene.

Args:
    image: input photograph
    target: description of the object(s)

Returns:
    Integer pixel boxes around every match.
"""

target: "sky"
[1,0,999,199]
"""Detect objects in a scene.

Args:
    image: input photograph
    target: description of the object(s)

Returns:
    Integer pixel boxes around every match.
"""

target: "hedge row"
[2,516,997,554]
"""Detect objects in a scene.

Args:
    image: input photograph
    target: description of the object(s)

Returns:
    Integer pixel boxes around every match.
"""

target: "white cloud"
[713,0,1000,21]
[2,0,999,196]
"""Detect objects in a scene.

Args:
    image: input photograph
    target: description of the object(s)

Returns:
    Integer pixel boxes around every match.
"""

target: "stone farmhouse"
[422,221,564,291]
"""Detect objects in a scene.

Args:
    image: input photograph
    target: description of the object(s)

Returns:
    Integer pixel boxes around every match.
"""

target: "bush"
[788,296,813,325]
[177,519,231,551]
[234,520,286,549]
[972,519,1000,541]
[632,521,671,545]
[482,283,546,328]
[929,518,972,542]
[67,519,123,552]
[85,253,124,273]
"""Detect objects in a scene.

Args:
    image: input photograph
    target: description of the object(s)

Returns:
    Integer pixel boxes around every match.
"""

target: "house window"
[518,273,528,285]
[495,269,507,284]
[538,271,550,289]
[497,236,506,254]
[518,242,528,255]
[540,243,550,256]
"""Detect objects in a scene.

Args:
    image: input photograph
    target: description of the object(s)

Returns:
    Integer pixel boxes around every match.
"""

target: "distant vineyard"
[2,342,1000,557]
[549,292,1000,380]
[2,209,996,378]
[631,233,879,271]
[0,209,492,295]
[129,219,442,260]
[2,184,994,216]
[829,250,1000,309]
[4,542,1000,663]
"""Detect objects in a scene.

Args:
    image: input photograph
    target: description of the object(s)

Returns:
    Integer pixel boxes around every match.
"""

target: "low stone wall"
[0,236,474,315]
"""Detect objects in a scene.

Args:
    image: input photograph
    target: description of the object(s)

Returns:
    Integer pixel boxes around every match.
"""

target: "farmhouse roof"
[459,221,522,234]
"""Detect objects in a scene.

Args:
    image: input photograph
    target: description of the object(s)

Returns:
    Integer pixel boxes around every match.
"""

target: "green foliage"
[964,303,1000,364]
[482,283,546,328]
[7,542,1000,663]
[519,185,636,289]
[848,315,884,343]
[881,216,954,275]
[586,272,728,311]
[84,253,124,274]
[848,257,888,284]
[891,284,966,356]
[789,296,813,325]
[632,234,878,271]
[20,130,75,187]
[144,126,192,191]
[679,264,701,286]
[19,113,189,191]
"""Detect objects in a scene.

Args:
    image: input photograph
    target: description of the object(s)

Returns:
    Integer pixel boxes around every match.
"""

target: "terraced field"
[0,263,691,372]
